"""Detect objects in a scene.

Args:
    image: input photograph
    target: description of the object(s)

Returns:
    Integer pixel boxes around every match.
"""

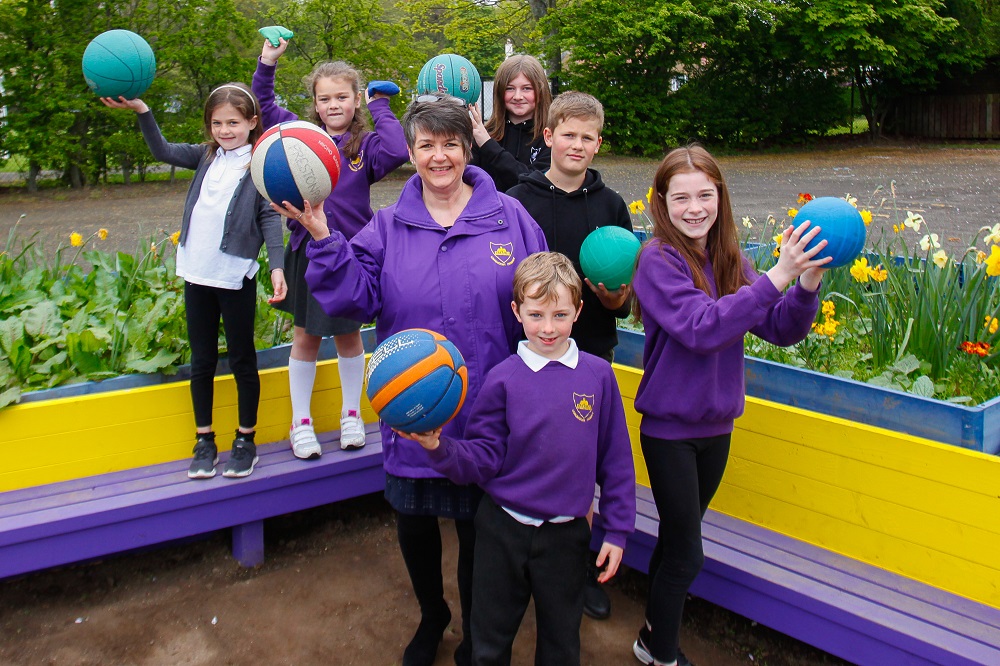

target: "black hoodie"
[471,118,551,192]
[508,169,633,359]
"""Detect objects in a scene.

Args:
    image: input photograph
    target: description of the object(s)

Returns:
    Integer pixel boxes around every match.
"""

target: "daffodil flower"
[984,316,998,335]
[860,210,873,226]
[982,223,1000,246]
[919,233,940,251]
[844,194,858,208]
[977,250,987,264]
[932,249,948,268]
[850,257,871,282]
[987,245,1000,277]
[787,208,798,218]
[629,200,646,215]
[871,265,888,282]
[903,211,924,233]
[646,187,653,203]
[170,231,181,246]
[98,228,108,241]
[742,216,753,229]
[70,232,83,247]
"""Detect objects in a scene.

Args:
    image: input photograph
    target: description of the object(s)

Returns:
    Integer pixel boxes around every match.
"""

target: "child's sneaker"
[223,432,258,478]
[188,433,218,479]
[290,419,322,459]
[339,410,366,450]
[633,625,693,665]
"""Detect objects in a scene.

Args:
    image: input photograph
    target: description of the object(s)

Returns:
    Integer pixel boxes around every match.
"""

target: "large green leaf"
[22,301,61,339]
[125,348,180,374]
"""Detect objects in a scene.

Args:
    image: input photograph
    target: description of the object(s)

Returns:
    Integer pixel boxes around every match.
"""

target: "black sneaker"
[633,626,694,666]
[583,563,612,619]
[223,432,258,478]
[188,434,218,479]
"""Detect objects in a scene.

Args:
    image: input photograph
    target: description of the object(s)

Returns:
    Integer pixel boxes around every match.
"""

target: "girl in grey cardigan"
[102,83,286,480]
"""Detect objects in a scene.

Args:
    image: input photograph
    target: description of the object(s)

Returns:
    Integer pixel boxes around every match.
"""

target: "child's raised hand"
[270,200,330,241]
[765,220,832,292]
[100,96,148,114]
[595,542,624,583]
[586,279,631,311]
[259,26,292,65]
[469,105,490,147]
[391,427,444,451]
[268,268,287,304]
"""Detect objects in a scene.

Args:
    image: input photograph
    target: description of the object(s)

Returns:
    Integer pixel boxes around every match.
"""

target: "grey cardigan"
[137,111,284,272]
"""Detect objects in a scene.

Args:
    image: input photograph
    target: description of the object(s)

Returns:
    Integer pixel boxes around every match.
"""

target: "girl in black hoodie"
[470,55,552,191]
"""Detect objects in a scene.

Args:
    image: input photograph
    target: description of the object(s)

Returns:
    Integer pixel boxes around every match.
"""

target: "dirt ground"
[3,141,998,666]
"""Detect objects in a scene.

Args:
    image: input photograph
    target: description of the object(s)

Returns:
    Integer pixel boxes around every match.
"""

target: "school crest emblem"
[572,393,595,422]
[490,242,515,266]
[348,149,364,172]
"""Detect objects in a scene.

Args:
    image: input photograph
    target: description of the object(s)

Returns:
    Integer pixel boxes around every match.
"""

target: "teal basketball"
[579,226,642,289]
[82,30,156,99]
[416,54,482,105]
[797,197,867,268]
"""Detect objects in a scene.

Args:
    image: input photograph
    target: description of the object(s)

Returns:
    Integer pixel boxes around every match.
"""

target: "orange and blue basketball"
[579,226,642,289]
[250,121,341,210]
[797,197,868,268]
[82,30,156,99]
[365,329,468,433]
[416,54,482,105]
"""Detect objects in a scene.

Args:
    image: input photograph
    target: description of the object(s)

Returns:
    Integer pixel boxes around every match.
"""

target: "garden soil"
[3,141,998,666]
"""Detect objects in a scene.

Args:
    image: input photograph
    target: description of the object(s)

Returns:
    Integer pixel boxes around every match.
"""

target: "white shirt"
[177,145,260,289]
[503,339,580,526]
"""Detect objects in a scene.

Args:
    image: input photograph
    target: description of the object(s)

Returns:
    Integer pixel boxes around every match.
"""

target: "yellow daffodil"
[984,316,998,335]
[170,231,181,246]
[98,228,108,240]
[977,250,987,264]
[742,216,753,229]
[903,211,924,233]
[844,194,858,208]
[70,232,83,247]
[870,265,888,282]
[787,208,798,218]
[860,209,873,226]
[983,223,1000,246]
[646,187,653,203]
[919,233,941,251]
[932,249,948,268]
[893,224,901,234]
[850,257,871,282]
[987,246,1000,277]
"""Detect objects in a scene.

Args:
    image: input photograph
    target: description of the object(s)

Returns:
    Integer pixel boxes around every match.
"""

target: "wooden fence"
[894,93,999,140]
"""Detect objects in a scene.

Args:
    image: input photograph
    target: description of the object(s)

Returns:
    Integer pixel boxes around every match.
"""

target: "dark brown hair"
[304,61,369,160]
[634,144,751,320]
[485,55,551,143]
[202,83,261,160]
[402,96,473,161]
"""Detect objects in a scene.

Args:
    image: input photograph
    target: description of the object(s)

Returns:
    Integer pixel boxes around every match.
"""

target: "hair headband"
[211,84,257,111]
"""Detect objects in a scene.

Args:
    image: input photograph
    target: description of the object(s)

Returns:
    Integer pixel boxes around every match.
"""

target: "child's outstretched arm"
[259,33,289,67]
[252,35,297,129]
[359,90,409,182]
[765,220,831,292]
[100,96,148,114]
[102,97,203,170]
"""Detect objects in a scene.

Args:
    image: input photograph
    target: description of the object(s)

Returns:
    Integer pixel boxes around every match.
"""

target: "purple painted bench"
[0,425,385,580]
[592,485,1000,666]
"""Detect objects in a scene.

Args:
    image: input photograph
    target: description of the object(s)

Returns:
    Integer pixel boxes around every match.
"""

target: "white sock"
[338,352,366,417]
[288,357,317,425]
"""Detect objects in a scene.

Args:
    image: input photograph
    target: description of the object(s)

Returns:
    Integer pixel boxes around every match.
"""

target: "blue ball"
[365,329,468,432]
[82,30,156,99]
[797,197,867,268]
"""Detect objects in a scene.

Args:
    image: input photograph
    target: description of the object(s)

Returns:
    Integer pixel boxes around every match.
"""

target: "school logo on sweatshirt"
[490,242,515,266]
[348,149,364,172]
[572,393,595,422]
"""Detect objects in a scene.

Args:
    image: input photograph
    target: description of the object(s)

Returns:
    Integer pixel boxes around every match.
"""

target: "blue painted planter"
[614,329,1000,455]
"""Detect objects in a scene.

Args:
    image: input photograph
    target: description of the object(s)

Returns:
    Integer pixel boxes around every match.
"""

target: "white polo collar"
[516,338,579,372]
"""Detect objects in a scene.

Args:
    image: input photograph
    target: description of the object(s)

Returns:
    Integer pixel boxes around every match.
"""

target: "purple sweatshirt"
[252,59,409,249]
[304,165,548,478]
[427,349,636,548]
[632,240,820,440]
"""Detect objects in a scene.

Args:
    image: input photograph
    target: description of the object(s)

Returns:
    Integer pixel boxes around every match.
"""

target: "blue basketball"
[82,30,156,99]
[365,329,468,433]
[416,54,482,105]
[797,197,867,268]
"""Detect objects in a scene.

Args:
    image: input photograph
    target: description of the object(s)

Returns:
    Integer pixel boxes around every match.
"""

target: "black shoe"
[633,626,694,666]
[583,565,611,619]
[188,433,218,479]
[223,432,258,478]
[403,602,451,666]
[454,637,472,666]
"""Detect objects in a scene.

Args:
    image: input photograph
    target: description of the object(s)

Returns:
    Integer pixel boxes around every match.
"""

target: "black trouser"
[640,432,731,664]
[471,495,590,666]
[184,277,259,429]
[396,512,477,650]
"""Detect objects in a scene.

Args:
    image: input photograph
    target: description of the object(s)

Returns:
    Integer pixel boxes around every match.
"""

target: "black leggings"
[184,278,259,429]
[640,432,731,663]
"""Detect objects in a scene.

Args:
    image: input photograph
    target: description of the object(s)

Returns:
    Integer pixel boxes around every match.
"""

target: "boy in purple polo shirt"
[402,252,636,666]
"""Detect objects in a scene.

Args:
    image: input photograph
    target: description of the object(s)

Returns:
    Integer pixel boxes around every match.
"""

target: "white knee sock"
[288,357,317,425]
[338,352,366,417]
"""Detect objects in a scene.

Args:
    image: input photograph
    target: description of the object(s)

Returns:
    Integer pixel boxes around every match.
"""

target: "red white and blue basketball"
[416,54,482,105]
[366,329,468,433]
[82,30,156,99]
[579,226,642,289]
[797,197,868,268]
[250,121,341,209]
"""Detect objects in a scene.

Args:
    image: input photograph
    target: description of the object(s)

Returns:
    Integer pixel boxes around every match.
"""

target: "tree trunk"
[121,154,133,186]
[527,0,561,90]
[26,161,40,192]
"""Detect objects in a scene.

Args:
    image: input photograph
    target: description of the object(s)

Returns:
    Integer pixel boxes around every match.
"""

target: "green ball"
[82,30,156,99]
[416,54,482,105]
[579,226,642,289]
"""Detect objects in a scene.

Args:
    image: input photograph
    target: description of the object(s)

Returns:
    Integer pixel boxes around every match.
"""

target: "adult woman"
[278,97,547,666]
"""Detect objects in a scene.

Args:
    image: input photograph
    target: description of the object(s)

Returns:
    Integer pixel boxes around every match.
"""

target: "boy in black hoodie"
[507,91,633,621]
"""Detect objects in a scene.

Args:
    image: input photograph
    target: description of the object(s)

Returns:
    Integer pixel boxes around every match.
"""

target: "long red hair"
[634,145,750,319]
